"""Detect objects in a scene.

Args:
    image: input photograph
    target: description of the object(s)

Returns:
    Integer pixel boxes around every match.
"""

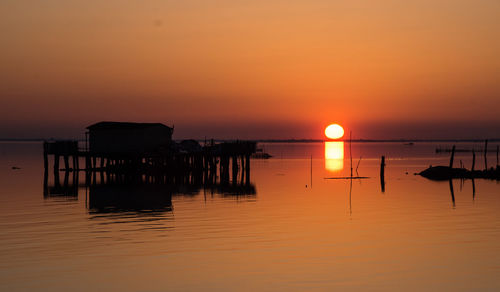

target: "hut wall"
[89,125,172,155]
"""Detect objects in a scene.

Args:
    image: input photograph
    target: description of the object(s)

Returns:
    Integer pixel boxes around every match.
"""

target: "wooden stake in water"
[471,150,475,172]
[449,145,456,168]
[484,139,488,170]
[349,131,353,178]
[496,145,499,167]
[380,156,386,193]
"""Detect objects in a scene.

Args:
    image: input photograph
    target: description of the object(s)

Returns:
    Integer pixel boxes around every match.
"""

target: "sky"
[1,0,499,140]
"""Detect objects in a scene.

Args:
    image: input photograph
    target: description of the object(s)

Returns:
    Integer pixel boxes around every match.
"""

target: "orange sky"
[1,0,499,139]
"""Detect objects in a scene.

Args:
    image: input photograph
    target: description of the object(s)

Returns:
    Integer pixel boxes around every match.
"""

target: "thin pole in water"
[380,156,386,193]
[471,150,475,172]
[349,131,353,178]
[449,145,456,168]
[484,139,488,170]
[496,145,499,167]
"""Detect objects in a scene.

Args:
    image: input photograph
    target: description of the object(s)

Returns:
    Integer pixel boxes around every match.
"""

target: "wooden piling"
[497,145,499,167]
[471,150,475,172]
[64,155,69,170]
[54,154,60,173]
[380,156,386,193]
[484,140,488,170]
[43,142,48,171]
[85,154,91,172]
[232,156,238,182]
[449,145,456,168]
[245,155,250,185]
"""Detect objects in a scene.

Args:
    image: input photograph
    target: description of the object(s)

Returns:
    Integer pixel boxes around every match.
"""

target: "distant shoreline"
[1,138,499,143]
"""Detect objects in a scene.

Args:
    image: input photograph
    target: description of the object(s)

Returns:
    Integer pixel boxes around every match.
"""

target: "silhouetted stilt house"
[43,121,257,189]
[86,122,173,155]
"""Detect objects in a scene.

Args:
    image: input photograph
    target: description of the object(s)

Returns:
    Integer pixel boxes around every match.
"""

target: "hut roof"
[87,121,172,131]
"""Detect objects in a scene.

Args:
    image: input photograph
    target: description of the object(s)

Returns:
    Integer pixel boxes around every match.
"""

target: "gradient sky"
[1,0,499,139]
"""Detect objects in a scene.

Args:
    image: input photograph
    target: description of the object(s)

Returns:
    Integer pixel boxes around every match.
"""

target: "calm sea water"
[1,141,499,291]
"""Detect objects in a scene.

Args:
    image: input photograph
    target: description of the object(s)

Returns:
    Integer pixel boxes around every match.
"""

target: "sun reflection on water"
[325,141,344,172]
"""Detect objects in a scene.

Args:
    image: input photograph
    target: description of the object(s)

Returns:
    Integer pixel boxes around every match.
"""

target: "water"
[1,141,499,291]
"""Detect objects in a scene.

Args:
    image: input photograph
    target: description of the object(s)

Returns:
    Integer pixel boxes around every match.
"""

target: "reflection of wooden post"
[64,170,69,187]
[449,145,456,168]
[43,142,48,171]
[484,140,488,170]
[245,155,250,185]
[54,154,60,173]
[380,156,386,193]
[232,156,238,183]
[472,178,476,200]
[449,179,455,208]
[43,167,48,197]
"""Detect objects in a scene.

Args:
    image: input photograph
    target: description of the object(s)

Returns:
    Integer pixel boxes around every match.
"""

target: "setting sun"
[325,124,344,140]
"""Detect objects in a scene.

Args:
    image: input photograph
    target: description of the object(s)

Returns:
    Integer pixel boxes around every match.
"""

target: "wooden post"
[496,145,499,167]
[43,142,48,171]
[380,156,386,193]
[349,131,353,177]
[232,156,238,183]
[484,139,488,170]
[85,154,91,171]
[54,154,60,172]
[245,154,250,185]
[63,155,69,171]
[471,150,475,172]
[449,145,456,168]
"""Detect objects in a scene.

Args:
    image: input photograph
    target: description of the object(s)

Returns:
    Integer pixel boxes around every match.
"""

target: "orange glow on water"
[325,124,344,140]
[325,141,344,172]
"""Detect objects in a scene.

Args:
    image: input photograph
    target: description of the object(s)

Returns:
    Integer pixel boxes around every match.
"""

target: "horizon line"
[1,138,499,143]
